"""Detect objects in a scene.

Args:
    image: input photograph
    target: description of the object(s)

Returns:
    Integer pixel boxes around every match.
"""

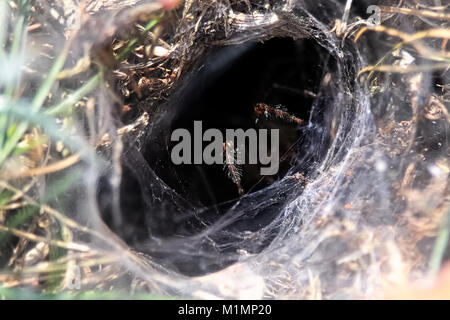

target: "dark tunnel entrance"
[146,37,327,207]
[100,37,333,275]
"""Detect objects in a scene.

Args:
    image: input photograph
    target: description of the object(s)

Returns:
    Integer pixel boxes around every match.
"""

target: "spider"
[254,103,304,125]
[223,140,244,196]
[223,103,305,196]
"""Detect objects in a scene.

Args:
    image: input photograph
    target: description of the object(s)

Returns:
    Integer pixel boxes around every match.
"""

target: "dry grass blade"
[355,26,450,61]
[358,63,450,76]
[355,24,450,78]
[0,225,90,252]
[1,154,81,180]
[379,6,450,21]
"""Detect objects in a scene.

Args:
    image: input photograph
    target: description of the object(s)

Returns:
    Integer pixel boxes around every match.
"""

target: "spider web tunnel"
[99,37,337,276]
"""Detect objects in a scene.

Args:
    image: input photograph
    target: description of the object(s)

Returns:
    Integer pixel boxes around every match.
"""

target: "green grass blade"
[0,0,29,147]
[31,44,70,112]
[45,72,102,116]
[0,0,10,59]
[116,17,160,61]
[428,207,450,278]
[0,47,71,166]
[0,103,97,165]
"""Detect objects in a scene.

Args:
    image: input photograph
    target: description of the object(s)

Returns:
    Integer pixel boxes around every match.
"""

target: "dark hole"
[146,37,324,206]
[100,37,330,275]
